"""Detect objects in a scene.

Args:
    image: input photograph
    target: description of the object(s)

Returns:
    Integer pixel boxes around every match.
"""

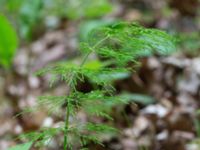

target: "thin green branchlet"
[11,22,176,150]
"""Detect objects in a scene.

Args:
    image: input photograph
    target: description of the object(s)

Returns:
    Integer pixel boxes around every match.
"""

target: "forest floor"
[0,0,200,150]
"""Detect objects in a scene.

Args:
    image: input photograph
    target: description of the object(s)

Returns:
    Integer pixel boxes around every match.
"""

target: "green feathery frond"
[15,21,176,150]
[87,22,176,65]
[19,127,62,147]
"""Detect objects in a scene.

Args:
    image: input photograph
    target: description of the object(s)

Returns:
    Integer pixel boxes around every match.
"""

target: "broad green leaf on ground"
[8,142,33,150]
[0,14,18,68]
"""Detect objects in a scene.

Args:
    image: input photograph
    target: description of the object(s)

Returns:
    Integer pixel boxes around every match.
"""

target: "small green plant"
[9,22,176,150]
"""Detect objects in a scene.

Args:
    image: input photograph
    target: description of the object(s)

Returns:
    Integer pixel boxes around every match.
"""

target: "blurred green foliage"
[8,142,33,150]
[119,93,155,105]
[0,14,18,68]
[79,20,115,42]
[45,0,112,19]
[178,32,200,55]
[18,0,43,39]
[0,0,43,39]
[68,0,112,19]
[0,0,112,40]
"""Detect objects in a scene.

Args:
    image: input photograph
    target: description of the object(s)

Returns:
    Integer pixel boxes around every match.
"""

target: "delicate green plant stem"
[80,52,91,67]
[63,52,91,150]
[63,36,109,149]
[64,98,70,150]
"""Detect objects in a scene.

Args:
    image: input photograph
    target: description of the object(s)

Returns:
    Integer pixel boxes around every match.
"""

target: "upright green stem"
[63,35,109,149]
[63,52,91,150]
[64,98,70,150]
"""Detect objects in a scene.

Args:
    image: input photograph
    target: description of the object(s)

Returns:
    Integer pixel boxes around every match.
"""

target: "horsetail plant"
[9,22,176,150]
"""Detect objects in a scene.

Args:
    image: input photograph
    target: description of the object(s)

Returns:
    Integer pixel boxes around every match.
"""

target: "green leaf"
[79,20,115,42]
[83,60,103,70]
[0,14,18,68]
[120,93,155,105]
[8,142,33,150]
